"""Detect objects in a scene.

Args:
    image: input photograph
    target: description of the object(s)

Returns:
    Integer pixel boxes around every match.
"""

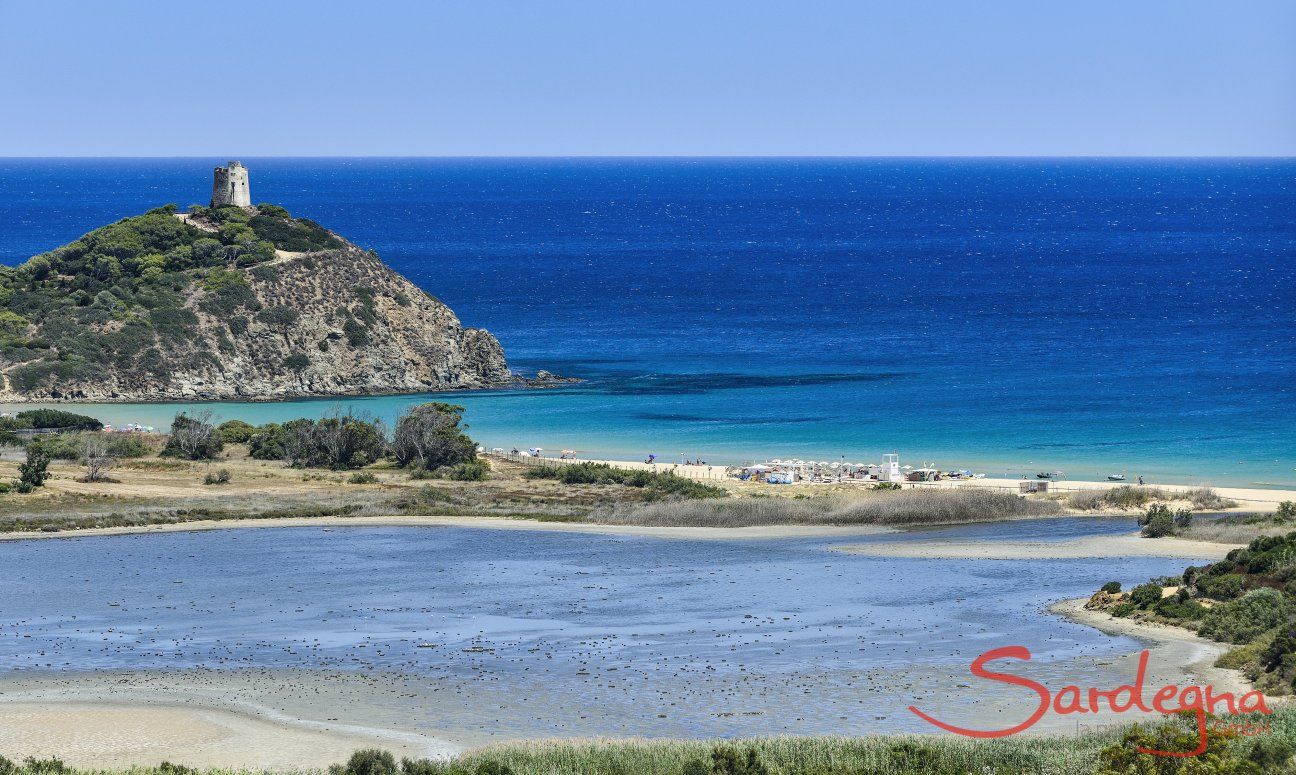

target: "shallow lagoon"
[0,519,1220,745]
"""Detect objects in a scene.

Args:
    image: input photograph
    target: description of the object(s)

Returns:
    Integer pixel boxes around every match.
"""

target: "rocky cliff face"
[0,208,513,402]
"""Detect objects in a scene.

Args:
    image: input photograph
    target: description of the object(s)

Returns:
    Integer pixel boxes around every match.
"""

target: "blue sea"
[0,158,1292,485]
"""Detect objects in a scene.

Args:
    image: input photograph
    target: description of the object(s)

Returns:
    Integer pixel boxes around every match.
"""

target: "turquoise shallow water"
[1,158,1293,485]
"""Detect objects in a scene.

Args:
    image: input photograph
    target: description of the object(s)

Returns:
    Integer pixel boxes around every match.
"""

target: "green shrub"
[1140,503,1177,537]
[1129,582,1162,608]
[1277,501,1296,522]
[526,462,727,500]
[331,749,398,775]
[202,469,232,485]
[249,212,343,253]
[19,757,68,774]
[1153,595,1206,620]
[257,304,300,329]
[1200,588,1291,644]
[27,433,82,460]
[343,316,370,346]
[1109,602,1137,617]
[103,434,151,458]
[684,745,769,775]
[250,413,385,469]
[1197,573,1246,600]
[1096,712,1251,773]
[216,419,257,444]
[448,460,489,481]
[1100,581,1122,594]
[348,471,379,484]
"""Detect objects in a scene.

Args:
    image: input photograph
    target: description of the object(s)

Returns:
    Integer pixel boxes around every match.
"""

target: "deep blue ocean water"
[0,158,1292,484]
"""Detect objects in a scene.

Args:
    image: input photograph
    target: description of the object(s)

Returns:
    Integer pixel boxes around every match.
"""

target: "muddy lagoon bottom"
[0,520,1221,759]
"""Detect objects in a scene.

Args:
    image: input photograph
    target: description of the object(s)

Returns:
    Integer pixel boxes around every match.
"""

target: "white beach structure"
[877,452,903,483]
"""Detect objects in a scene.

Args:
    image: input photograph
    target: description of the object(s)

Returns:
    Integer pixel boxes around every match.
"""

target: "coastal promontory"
[0,199,512,401]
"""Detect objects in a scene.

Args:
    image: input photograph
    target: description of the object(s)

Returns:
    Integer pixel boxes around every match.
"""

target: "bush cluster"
[27,432,149,461]
[1110,530,1296,695]
[525,461,727,499]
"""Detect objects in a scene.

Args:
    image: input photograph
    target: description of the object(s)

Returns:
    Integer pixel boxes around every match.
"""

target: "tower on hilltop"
[211,161,251,207]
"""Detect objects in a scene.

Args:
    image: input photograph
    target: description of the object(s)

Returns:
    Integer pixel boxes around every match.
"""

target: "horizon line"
[1,154,1294,161]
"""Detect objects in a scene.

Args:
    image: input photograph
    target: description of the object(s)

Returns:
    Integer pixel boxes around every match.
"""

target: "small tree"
[311,412,386,469]
[161,411,224,460]
[1141,503,1176,538]
[80,435,118,482]
[392,403,476,470]
[16,446,51,490]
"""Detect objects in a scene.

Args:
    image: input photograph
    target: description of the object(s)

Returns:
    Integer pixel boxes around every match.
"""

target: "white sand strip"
[836,533,1240,560]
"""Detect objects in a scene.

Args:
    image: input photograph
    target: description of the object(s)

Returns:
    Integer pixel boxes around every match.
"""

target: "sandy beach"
[0,700,430,769]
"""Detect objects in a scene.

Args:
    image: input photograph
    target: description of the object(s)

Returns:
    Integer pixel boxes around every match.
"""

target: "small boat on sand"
[1107,473,1126,481]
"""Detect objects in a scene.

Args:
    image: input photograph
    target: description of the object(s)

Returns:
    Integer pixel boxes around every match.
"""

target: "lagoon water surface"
[0,519,1219,746]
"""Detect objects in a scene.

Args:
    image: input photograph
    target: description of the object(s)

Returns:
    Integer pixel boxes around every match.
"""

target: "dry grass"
[590,488,1062,527]
[1067,485,1169,510]
[1183,486,1238,510]
[1067,485,1235,512]
[1179,513,1292,544]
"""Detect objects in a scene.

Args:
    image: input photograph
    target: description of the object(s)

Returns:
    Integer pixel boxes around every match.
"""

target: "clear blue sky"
[2,0,1293,156]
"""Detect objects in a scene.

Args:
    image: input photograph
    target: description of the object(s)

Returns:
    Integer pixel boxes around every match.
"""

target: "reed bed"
[590,488,1063,528]
[449,733,1120,775]
[15,716,1287,775]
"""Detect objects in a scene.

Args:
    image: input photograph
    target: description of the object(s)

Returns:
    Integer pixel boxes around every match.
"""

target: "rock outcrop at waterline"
[0,203,513,401]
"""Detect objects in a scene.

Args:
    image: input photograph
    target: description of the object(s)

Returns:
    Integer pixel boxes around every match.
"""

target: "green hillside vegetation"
[0,203,344,394]
[1097,520,1296,696]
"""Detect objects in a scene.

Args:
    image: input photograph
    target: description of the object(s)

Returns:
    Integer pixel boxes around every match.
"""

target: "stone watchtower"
[211,161,251,207]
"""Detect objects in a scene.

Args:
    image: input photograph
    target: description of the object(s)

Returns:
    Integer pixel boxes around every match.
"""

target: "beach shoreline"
[1048,597,1258,699]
